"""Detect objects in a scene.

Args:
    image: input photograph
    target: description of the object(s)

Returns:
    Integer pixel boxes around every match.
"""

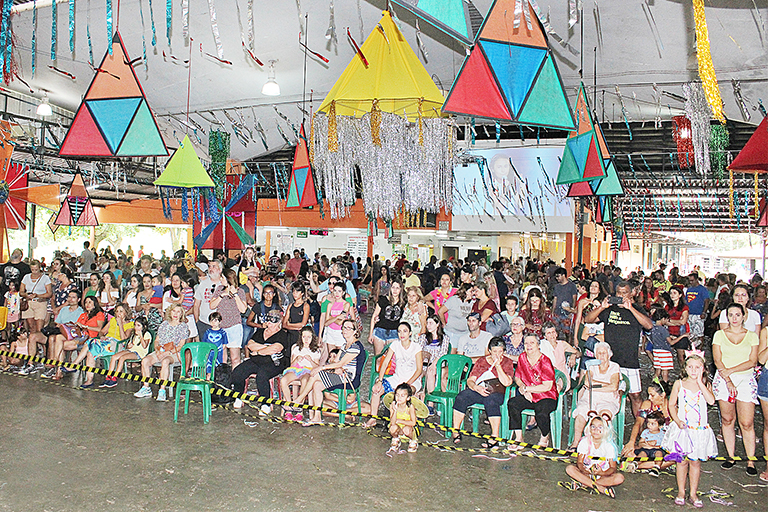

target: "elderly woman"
[713,303,759,476]
[294,318,367,425]
[133,304,190,402]
[508,335,559,448]
[231,310,291,414]
[570,341,621,448]
[451,336,515,448]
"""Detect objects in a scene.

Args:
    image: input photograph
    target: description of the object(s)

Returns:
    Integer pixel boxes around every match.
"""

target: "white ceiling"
[7,0,768,161]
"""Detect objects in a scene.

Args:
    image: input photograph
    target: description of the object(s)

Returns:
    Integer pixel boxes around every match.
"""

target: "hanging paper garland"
[148,0,157,47]
[50,0,56,60]
[672,115,693,168]
[166,0,172,46]
[209,130,230,203]
[68,0,74,52]
[692,0,725,123]
[683,82,712,176]
[709,124,729,179]
[31,0,36,77]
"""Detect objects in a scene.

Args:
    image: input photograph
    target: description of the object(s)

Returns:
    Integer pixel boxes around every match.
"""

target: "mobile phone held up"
[607,296,624,305]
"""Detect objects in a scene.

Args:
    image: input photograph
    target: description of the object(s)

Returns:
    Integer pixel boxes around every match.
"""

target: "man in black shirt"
[1,248,31,292]
[585,281,652,419]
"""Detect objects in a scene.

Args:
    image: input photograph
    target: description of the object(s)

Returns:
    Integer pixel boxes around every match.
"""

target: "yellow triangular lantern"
[154,135,215,189]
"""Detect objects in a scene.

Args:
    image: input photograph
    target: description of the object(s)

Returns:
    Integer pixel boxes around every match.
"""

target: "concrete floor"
[1,367,766,512]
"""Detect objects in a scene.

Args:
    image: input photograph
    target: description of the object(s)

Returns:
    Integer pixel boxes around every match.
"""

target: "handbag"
[482,378,507,395]
[19,297,28,312]
[485,313,510,337]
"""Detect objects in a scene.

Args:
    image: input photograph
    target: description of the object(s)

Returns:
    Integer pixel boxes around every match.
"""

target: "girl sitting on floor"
[563,414,624,499]
[388,383,418,455]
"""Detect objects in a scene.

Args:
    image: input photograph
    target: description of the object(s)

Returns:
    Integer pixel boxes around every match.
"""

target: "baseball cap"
[196,262,208,273]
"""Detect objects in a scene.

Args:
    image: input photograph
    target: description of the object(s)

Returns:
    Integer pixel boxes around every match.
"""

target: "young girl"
[650,307,674,383]
[101,317,152,388]
[2,328,29,371]
[662,352,717,507]
[388,382,418,455]
[280,325,322,420]
[563,415,624,498]
[4,281,21,333]
[419,315,450,395]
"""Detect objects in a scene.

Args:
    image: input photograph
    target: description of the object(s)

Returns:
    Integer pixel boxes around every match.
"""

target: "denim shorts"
[758,367,768,401]
[373,327,399,342]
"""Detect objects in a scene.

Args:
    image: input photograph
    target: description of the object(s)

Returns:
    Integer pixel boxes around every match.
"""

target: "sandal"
[452,433,462,445]
[557,480,584,492]
[407,440,418,453]
[481,439,500,450]
[674,497,686,506]
[690,498,703,508]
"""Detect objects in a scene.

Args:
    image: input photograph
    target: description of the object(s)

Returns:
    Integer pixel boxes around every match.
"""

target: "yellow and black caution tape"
[3,349,767,464]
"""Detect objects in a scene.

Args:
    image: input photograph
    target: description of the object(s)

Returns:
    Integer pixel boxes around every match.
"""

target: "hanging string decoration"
[68,0,74,52]
[206,0,224,59]
[729,168,734,218]
[166,0,171,46]
[0,0,16,84]
[86,0,94,65]
[755,173,760,219]
[50,0,56,60]
[326,0,338,53]
[732,79,751,121]
[31,0,36,76]
[209,130,230,203]
[148,0,157,47]
[672,115,693,168]
[709,124,729,179]
[106,0,112,54]
[692,0,725,123]
[312,12,455,220]
[683,82,712,176]
[182,0,189,40]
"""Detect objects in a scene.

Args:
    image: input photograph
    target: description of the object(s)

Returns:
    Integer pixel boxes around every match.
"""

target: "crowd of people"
[1,242,767,499]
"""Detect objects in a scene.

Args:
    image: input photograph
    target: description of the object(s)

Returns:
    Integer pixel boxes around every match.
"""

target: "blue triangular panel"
[567,131,594,171]
[86,97,142,152]
[480,40,546,116]
[295,167,309,193]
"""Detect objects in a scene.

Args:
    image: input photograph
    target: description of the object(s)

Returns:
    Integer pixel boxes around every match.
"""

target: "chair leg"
[184,391,190,414]
[338,391,347,425]
[174,389,181,423]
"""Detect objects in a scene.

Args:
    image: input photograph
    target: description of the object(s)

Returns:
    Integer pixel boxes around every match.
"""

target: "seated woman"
[563,415,624,498]
[620,381,671,458]
[508,335,559,449]
[101,316,152,388]
[451,336,515,447]
[363,322,424,428]
[46,289,84,380]
[133,305,190,402]
[293,319,367,425]
[570,341,621,449]
[67,296,107,388]
[419,314,450,395]
[72,303,134,377]
[230,310,291,413]
[539,322,580,392]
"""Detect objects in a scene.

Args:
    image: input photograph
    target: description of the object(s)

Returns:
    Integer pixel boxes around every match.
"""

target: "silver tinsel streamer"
[732,79,751,121]
[182,0,189,40]
[325,0,338,52]
[683,82,712,176]
[206,0,224,59]
[312,112,455,220]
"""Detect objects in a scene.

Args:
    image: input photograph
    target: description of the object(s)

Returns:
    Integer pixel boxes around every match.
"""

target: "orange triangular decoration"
[570,86,593,137]
[68,173,88,198]
[85,34,143,100]
[480,0,548,48]
[293,125,311,170]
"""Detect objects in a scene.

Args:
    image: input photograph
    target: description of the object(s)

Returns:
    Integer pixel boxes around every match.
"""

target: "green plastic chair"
[174,342,217,424]
[519,370,568,449]
[327,347,369,425]
[122,332,156,374]
[424,354,473,437]
[567,369,630,446]
[468,384,515,438]
[95,337,131,370]
[369,343,393,397]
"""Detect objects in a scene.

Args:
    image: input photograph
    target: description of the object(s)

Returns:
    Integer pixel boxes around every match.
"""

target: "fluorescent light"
[406,230,435,236]
[333,228,362,233]
[265,226,289,231]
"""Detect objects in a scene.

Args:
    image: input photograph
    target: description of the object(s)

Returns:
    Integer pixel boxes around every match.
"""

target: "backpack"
[485,313,511,337]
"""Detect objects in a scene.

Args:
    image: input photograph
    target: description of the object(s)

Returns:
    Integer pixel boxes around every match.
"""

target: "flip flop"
[557,480,584,492]
[674,497,685,506]
[690,498,703,508]
[481,439,500,450]
[452,433,462,445]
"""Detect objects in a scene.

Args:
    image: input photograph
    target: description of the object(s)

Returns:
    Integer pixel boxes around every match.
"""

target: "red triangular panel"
[620,232,631,251]
[54,200,73,225]
[443,46,512,120]
[567,180,595,197]
[583,141,605,179]
[76,200,99,226]
[729,116,768,173]
[757,198,768,227]
[300,170,318,207]
[58,107,113,157]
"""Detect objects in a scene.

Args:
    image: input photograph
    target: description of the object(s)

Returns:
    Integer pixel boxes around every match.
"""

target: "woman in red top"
[663,285,690,366]
[520,288,551,337]
[69,296,106,389]
[640,277,659,312]
[471,282,499,331]
[507,334,558,448]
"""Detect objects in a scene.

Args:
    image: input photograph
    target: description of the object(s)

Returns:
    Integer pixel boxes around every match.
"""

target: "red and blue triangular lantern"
[286,125,317,208]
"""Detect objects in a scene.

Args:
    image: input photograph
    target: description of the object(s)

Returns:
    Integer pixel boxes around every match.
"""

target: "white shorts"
[620,367,642,394]
[323,327,345,348]
[187,315,198,338]
[223,323,243,349]
[713,370,758,404]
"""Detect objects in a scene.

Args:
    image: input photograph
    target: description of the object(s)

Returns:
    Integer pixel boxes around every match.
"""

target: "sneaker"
[17,364,32,375]
[134,386,153,398]
[260,404,272,416]
[103,378,118,389]
[746,466,758,477]
[60,366,76,374]
[156,389,167,402]
[648,467,660,478]
[7,365,19,373]
[33,363,45,372]
[40,367,57,379]
[233,398,244,409]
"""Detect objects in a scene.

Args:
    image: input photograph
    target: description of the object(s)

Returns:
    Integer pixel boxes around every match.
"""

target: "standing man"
[1,248,31,291]
[685,273,709,348]
[79,241,95,272]
[552,267,578,339]
[584,281,652,419]
[194,259,223,337]
[286,249,303,278]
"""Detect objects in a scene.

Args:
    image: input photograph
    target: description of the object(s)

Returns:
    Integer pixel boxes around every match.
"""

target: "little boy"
[633,411,672,476]
[202,312,228,376]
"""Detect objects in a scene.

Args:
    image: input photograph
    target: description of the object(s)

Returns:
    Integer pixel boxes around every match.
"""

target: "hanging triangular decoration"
[619,231,631,251]
[59,32,167,158]
[286,124,317,208]
[391,0,475,45]
[442,0,575,130]
[729,116,768,173]
[54,173,99,226]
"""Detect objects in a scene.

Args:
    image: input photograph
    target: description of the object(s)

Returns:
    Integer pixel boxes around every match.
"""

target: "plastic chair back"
[435,354,473,393]
[180,342,217,381]
[350,344,368,390]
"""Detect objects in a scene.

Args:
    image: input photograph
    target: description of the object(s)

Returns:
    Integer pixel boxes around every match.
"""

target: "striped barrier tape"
[3,349,766,463]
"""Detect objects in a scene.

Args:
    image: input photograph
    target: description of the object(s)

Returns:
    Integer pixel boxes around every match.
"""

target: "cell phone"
[607,296,624,305]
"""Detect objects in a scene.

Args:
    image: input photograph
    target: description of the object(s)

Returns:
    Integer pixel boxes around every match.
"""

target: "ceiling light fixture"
[37,93,52,116]
[261,60,280,96]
